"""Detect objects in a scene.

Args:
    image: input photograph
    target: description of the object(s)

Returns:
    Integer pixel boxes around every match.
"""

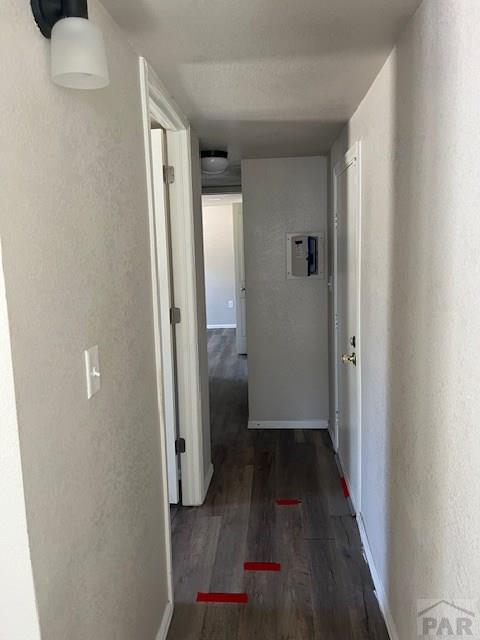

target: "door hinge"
[334,313,339,330]
[163,165,175,184]
[175,437,186,454]
[170,306,181,325]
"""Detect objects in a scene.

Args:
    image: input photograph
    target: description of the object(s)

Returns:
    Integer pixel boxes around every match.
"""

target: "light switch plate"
[84,345,101,399]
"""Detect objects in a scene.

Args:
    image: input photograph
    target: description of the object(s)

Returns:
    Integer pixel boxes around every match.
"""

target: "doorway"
[201,192,249,443]
[140,56,213,511]
[201,194,246,351]
[332,141,362,514]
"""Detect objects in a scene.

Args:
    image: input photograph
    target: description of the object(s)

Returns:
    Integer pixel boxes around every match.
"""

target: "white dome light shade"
[51,17,109,90]
[201,150,229,175]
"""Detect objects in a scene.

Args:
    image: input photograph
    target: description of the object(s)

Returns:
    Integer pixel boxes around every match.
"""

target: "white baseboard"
[155,600,173,640]
[248,419,329,430]
[201,463,214,504]
[207,324,236,329]
[333,454,356,516]
[357,513,398,640]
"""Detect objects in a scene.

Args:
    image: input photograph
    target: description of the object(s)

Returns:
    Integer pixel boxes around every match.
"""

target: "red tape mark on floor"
[275,499,302,506]
[340,477,350,499]
[196,592,248,604]
[244,562,281,572]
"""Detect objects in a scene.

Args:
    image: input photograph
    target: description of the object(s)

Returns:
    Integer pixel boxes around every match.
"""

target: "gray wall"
[202,204,236,327]
[242,157,329,425]
[1,1,170,638]
[330,1,480,637]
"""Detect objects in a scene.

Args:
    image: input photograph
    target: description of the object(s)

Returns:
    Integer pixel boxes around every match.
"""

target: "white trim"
[139,57,174,615]
[167,128,208,506]
[155,601,174,640]
[201,463,214,503]
[331,162,339,451]
[332,140,363,512]
[336,450,393,636]
[142,58,188,131]
[334,452,357,517]
[357,143,363,514]
[207,324,236,329]
[233,203,247,355]
[150,128,180,505]
[141,54,210,509]
[357,514,398,640]
[248,419,329,430]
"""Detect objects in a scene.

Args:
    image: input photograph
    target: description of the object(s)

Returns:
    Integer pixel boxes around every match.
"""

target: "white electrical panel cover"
[286,231,325,279]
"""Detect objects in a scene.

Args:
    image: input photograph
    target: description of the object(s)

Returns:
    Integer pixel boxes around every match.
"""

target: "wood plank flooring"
[168,329,389,640]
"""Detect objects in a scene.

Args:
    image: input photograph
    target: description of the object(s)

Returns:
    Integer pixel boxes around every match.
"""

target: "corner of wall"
[0,240,41,640]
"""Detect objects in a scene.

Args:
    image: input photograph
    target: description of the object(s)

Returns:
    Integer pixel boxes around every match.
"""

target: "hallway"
[168,329,389,639]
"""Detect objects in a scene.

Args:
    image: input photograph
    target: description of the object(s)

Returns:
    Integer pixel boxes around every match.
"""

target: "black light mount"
[31,0,88,38]
[200,150,228,161]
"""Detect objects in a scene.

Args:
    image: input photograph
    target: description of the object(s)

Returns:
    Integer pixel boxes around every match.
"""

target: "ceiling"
[102,0,421,163]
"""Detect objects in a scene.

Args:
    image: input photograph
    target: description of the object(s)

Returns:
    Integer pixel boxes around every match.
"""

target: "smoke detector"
[201,150,229,175]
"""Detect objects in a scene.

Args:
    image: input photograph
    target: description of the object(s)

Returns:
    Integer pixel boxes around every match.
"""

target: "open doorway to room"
[201,193,249,453]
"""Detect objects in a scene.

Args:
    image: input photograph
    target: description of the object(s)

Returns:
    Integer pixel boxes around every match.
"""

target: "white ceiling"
[102,0,421,162]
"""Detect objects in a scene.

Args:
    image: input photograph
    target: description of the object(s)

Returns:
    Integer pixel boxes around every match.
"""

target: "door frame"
[139,56,212,634]
[232,202,247,354]
[150,128,180,505]
[140,57,212,507]
[332,141,363,514]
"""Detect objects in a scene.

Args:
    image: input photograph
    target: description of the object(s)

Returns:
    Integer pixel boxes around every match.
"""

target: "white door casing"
[333,142,362,514]
[139,57,175,626]
[151,128,180,504]
[166,128,213,506]
[139,56,216,638]
[233,203,247,355]
[141,57,213,509]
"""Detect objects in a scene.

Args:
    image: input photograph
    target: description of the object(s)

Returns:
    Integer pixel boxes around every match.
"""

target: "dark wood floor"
[167,329,389,639]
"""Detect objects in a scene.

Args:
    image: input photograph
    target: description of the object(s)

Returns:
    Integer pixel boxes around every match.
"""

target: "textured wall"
[0,2,170,638]
[0,243,41,639]
[242,157,329,424]
[330,1,480,637]
[203,204,236,327]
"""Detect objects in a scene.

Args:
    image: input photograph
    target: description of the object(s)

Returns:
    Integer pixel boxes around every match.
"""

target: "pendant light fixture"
[31,0,110,90]
[201,150,229,175]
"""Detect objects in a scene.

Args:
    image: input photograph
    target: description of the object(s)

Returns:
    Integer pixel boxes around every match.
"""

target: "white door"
[233,203,247,355]
[334,143,362,512]
[151,128,180,504]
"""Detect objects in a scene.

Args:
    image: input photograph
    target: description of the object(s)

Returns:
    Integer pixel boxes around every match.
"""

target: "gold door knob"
[341,352,356,366]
